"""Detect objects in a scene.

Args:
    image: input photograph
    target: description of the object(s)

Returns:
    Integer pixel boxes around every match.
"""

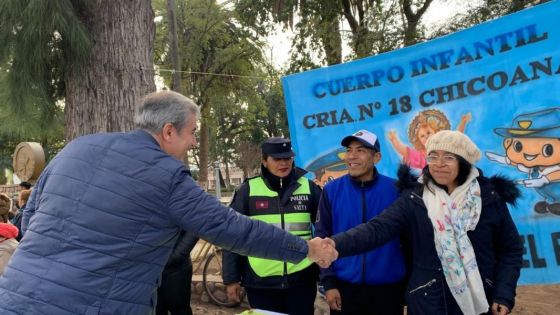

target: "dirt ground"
[190,284,560,314]
[513,284,560,315]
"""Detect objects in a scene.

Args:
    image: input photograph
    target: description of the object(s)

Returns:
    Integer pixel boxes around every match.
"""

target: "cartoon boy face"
[504,137,560,168]
[313,169,348,187]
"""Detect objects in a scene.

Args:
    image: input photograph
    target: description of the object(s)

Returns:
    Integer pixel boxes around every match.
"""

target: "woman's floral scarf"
[421,168,489,314]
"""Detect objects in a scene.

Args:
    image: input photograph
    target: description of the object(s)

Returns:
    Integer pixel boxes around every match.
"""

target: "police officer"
[222,137,322,315]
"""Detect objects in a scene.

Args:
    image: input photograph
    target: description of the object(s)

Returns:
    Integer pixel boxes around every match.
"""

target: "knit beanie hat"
[0,223,18,239]
[425,130,481,165]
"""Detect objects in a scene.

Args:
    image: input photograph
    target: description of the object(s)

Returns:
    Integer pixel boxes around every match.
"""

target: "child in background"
[0,193,19,275]
[11,189,31,241]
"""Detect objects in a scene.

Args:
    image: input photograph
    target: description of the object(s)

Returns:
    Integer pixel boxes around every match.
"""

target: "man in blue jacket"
[0,91,337,315]
[315,129,406,315]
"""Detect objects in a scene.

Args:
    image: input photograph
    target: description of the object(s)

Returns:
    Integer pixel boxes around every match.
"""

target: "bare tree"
[234,141,262,180]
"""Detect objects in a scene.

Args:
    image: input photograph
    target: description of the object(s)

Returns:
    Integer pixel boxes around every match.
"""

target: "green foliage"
[0,70,64,141]
[0,68,65,181]
[0,132,64,184]
[0,0,88,180]
[232,0,424,71]
[341,0,405,60]
[429,0,550,39]
[206,68,290,172]
[0,0,90,125]
[233,0,294,36]
[154,0,289,173]
[258,73,290,138]
[155,0,266,101]
[0,137,18,183]
[234,0,336,70]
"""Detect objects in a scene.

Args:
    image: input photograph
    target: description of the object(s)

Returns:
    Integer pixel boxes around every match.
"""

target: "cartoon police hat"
[305,147,348,174]
[494,107,560,138]
[261,137,296,158]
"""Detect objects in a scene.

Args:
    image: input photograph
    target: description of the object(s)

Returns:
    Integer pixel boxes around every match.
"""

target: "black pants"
[246,285,317,315]
[156,263,193,315]
[330,281,404,315]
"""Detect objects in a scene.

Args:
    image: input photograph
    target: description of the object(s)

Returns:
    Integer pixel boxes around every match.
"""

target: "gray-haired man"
[0,91,337,314]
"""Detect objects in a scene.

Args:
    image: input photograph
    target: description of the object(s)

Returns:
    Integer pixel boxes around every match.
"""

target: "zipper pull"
[280,178,283,189]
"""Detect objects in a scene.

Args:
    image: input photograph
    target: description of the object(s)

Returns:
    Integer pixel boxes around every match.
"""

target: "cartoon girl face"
[417,125,436,147]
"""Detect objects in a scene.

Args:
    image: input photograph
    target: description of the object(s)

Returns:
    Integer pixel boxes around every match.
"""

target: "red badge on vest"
[255,200,269,209]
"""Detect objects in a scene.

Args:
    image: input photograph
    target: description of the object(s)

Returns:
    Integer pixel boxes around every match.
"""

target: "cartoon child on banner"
[486,108,560,215]
[387,109,471,172]
[305,147,347,187]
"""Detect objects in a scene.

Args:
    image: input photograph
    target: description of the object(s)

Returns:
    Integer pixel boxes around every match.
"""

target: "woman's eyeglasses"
[426,154,457,165]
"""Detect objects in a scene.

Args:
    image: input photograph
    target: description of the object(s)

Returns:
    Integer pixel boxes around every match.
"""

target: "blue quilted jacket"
[0,130,307,315]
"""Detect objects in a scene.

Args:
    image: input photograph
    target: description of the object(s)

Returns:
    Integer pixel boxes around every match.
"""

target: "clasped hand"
[307,237,338,268]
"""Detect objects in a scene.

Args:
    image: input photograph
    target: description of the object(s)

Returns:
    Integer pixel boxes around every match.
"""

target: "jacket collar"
[397,164,520,206]
[260,164,307,192]
[131,129,193,175]
[132,129,160,147]
[348,166,379,188]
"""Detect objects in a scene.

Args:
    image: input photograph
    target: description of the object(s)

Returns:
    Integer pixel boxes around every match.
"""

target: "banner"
[282,1,560,284]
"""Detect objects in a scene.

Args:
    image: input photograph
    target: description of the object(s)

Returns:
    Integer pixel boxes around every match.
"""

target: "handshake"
[307,237,338,268]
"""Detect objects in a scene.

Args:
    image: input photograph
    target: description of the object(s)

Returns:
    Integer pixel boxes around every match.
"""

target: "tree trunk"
[353,26,371,58]
[402,0,433,47]
[508,0,530,13]
[317,3,342,65]
[65,0,156,141]
[403,22,418,47]
[320,19,342,65]
[167,0,182,92]
[197,105,210,190]
[224,157,231,189]
[0,169,6,185]
[167,0,190,167]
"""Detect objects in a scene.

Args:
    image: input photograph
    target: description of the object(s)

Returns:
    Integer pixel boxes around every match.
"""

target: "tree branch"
[341,0,359,34]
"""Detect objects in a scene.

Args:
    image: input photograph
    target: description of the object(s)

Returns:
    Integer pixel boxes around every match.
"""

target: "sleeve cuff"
[223,279,241,285]
[321,277,337,291]
[282,237,308,263]
[493,297,514,311]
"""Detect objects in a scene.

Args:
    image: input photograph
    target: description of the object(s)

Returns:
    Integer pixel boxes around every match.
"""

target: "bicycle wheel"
[202,249,246,307]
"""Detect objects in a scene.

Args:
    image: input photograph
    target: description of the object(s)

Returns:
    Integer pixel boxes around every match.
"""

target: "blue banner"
[282,1,560,285]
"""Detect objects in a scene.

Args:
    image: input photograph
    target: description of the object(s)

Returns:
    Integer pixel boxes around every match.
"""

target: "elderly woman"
[331,130,523,315]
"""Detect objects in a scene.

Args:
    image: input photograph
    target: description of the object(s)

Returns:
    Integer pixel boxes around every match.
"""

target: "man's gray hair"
[134,91,200,133]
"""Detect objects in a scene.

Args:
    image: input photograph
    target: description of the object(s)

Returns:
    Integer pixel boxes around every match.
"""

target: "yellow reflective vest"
[246,176,314,277]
